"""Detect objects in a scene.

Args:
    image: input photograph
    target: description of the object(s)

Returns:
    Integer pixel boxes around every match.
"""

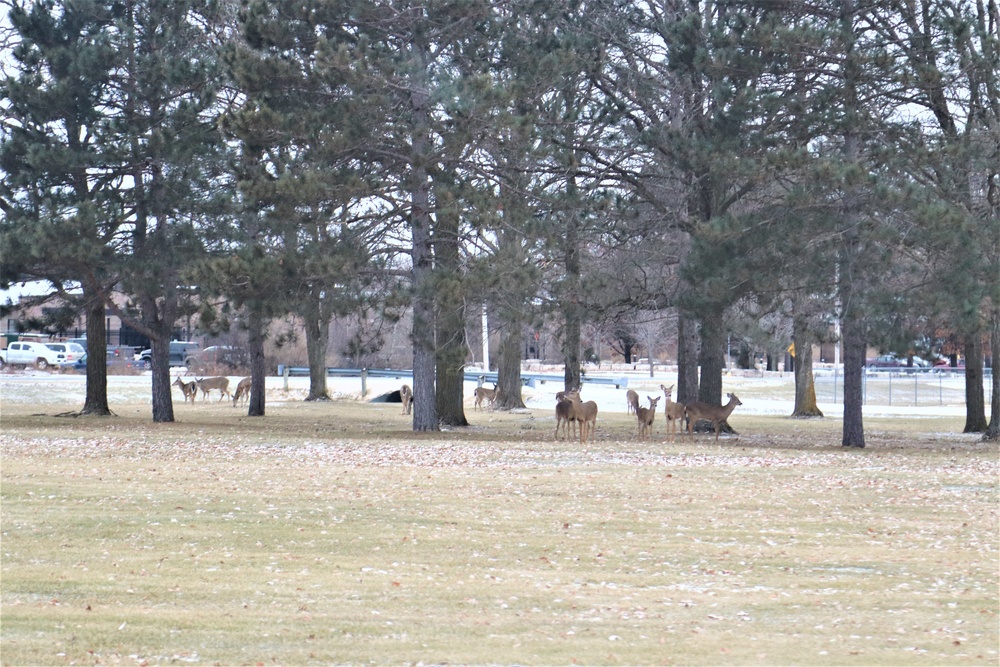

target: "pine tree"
[1,0,124,416]
[110,0,224,422]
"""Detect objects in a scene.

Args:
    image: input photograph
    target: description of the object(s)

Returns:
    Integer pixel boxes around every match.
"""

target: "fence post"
[283,364,289,391]
[361,368,368,398]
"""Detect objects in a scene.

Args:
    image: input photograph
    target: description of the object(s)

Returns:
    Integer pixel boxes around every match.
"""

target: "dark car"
[138,341,200,368]
[74,354,148,373]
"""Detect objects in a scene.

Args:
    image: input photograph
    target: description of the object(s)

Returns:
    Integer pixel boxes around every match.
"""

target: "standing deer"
[660,384,686,442]
[232,377,251,407]
[636,395,661,439]
[195,376,231,402]
[555,394,577,440]
[399,384,413,415]
[685,393,743,440]
[564,391,598,444]
[173,376,197,404]
[473,383,497,410]
[625,389,639,415]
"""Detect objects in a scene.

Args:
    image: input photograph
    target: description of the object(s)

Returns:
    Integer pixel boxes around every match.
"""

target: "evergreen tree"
[106,0,225,422]
[1,0,124,415]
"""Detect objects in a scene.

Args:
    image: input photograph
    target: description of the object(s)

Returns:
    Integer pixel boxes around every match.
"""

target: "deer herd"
[173,375,250,407]
[171,373,743,442]
[557,383,742,444]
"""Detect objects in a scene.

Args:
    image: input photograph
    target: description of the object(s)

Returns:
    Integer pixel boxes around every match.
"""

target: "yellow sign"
[788,343,796,358]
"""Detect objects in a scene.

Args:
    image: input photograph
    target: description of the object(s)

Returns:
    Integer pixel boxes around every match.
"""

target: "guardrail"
[276,366,628,394]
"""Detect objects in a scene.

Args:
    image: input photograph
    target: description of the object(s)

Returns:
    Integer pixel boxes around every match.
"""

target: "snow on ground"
[0,366,972,418]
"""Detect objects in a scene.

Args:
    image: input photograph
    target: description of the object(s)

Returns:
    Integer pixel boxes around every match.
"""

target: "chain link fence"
[815,369,994,407]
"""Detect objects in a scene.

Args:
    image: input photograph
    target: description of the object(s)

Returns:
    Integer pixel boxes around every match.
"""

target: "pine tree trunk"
[676,312,700,404]
[247,308,267,417]
[149,335,175,423]
[841,308,866,448]
[985,309,999,441]
[698,312,724,405]
[495,318,526,410]
[409,172,437,431]
[561,209,582,393]
[792,308,824,418]
[303,301,330,402]
[434,192,468,427]
[696,311,734,434]
[81,285,112,416]
[962,328,988,433]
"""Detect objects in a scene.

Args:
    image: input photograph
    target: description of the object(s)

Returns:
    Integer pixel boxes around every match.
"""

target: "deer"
[173,376,197,404]
[195,376,231,402]
[685,392,743,440]
[554,394,577,440]
[636,395,661,439]
[399,384,413,415]
[232,377,251,407]
[625,389,639,415]
[473,383,497,410]
[660,384,686,443]
[564,390,598,444]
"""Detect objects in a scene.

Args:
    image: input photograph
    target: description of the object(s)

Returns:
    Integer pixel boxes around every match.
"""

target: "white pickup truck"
[0,341,68,370]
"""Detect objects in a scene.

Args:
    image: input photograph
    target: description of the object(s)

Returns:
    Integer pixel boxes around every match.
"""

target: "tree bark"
[495,317,526,410]
[985,308,999,440]
[433,190,468,427]
[697,311,724,405]
[247,308,267,417]
[561,208,582,392]
[840,303,866,448]
[676,312,700,404]
[80,283,112,416]
[148,332,175,423]
[792,306,824,418]
[962,327,988,432]
[303,298,331,401]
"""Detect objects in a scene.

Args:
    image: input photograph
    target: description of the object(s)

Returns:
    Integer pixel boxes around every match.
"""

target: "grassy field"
[1,374,997,666]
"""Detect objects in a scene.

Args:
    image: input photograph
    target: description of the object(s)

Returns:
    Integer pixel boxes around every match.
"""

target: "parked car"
[138,341,201,368]
[46,342,86,365]
[186,345,246,372]
[0,341,68,370]
[73,353,148,373]
[865,354,902,369]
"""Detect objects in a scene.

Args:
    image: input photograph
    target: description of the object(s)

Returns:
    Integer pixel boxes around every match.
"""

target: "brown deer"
[195,376,231,402]
[473,383,497,410]
[554,394,577,440]
[232,377,251,407]
[564,391,598,444]
[399,384,413,415]
[660,384,686,442]
[685,393,743,440]
[625,389,639,415]
[173,376,197,404]
[636,395,661,439]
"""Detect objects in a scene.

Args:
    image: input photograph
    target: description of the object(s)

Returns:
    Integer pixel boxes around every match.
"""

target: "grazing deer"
[685,393,743,440]
[564,391,598,444]
[625,389,639,415]
[195,376,231,402]
[660,384,686,442]
[636,395,661,439]
[555,394,577,440]
[232,377,251,407]
[173,376,197,404]
[399,384,413,415]
[473,383,497,410]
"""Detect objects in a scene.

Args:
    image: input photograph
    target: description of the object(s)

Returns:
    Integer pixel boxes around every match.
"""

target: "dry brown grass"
[1,376,997,666]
